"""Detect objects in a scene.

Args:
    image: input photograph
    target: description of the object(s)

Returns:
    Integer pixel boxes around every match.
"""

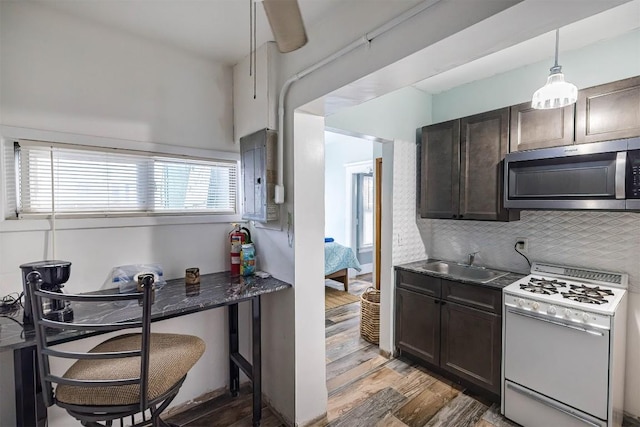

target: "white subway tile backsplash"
[419,210,640,292]
[392,140,427,266]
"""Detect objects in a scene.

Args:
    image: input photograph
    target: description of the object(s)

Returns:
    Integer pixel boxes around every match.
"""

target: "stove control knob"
[564,308,572,318]
[517,298,525,307]
[582,312,590,322]
[532,302,540,311]
[547,305,557,315]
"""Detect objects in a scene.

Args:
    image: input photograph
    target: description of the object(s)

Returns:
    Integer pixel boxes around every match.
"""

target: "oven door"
[504,306,610,421]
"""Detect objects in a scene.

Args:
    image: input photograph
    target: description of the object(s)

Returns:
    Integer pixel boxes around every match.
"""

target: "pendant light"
[531,29,578,110]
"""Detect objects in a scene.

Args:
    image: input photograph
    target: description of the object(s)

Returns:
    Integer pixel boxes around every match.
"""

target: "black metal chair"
[27,272,205,427]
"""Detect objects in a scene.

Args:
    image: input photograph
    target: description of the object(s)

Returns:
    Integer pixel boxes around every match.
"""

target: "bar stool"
[28,272,205,427]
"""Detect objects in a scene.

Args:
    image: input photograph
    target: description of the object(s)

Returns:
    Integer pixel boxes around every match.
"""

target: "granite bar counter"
[395,258,525,290]
[0,271,291,427]
[0,271,291,352]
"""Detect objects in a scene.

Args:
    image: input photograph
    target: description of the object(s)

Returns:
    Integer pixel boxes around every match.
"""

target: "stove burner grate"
[561,285,614,305]
[519,278,567,295]
[561,290,606,305]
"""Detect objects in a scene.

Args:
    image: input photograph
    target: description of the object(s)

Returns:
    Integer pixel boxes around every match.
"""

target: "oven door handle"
[506,382,603,427]
[507,307,605,337]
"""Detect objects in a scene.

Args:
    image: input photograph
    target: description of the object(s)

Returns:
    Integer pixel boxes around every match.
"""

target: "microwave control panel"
[629,150,640,198]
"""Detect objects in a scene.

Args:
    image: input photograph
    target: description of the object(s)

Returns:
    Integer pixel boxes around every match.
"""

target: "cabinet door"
[459,108,510,220]
[575,76,640,144]
[440,301,501,395]
[420,120,460,219]
[509,102,574,151]
[395,287,440,365]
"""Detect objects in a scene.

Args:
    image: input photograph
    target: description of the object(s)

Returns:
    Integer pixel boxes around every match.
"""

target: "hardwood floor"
[165,276,637,426]
[314,280,515,427]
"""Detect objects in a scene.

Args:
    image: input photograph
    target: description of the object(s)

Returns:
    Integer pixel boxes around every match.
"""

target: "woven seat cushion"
[56,333,205,406]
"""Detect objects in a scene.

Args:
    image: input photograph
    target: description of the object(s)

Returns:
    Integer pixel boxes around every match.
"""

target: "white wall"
[0,2,238,426]
[293,112,328,425]
[325,87,432,144]
[324,132,373,247]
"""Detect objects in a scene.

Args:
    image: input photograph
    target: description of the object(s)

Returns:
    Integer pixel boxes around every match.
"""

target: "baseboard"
[163,384,231,418]
[379,348,393,359]
[299,412,328,427]
[262,393,295,427]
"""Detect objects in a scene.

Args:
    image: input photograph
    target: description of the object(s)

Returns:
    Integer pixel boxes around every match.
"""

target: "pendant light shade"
[531,30,577,110]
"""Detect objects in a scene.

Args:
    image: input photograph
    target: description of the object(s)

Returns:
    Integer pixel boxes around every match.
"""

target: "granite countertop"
[0,271,291,352]
[395,258,526,290]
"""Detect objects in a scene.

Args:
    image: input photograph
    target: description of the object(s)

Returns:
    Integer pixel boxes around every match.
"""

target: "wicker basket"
[360,287,380,344]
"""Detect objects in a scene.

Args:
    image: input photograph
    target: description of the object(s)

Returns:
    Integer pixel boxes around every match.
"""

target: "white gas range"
[501,262,628,427]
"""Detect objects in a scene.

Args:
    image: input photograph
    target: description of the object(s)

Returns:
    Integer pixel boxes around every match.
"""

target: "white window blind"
[12,140,237,217]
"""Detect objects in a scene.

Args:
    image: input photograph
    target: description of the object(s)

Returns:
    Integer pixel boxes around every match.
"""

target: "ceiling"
[35,0,418,65]
[33,0,640,96]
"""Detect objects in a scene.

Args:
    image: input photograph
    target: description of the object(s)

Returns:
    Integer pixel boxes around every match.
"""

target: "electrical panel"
[240,128,279,222]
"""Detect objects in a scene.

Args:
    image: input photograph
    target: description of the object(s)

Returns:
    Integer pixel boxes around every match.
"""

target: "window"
[8,140,238,218]
[355,172,374,249]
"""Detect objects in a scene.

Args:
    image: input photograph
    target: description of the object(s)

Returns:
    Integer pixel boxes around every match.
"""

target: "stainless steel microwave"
[504,137,640,211]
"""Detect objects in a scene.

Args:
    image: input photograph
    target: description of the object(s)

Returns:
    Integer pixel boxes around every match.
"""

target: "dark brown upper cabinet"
[420,108,519,221]
[575,75,640,144]
[419,120,460,219]
[509,102,574,152]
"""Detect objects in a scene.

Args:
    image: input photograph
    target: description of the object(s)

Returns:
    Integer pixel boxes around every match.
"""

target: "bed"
[325,241,362,292]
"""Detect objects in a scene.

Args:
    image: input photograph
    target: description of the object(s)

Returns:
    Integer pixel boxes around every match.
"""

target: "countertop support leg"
[14,346,47,427]
[229,303,240,397]
[252,296,262,427]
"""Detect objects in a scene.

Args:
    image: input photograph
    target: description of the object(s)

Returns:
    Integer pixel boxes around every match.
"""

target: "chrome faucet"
[467,251,479,266]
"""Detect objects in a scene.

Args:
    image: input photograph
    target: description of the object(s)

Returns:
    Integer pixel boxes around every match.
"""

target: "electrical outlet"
[515,237,529,253]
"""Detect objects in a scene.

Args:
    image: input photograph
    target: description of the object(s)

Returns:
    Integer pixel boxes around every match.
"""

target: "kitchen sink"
[421,261,508,283]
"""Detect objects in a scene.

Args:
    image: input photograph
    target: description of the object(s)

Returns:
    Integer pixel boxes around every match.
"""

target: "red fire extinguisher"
[229,224,251,275]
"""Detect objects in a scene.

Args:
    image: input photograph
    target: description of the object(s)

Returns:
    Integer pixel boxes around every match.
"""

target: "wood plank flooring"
[165,275,638,427]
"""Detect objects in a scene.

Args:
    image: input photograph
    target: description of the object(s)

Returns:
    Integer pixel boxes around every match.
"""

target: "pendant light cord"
[554,29,559,68]
[249,0,257,99]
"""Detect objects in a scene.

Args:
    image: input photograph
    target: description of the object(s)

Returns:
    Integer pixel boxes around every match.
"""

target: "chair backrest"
[27,271,155,412]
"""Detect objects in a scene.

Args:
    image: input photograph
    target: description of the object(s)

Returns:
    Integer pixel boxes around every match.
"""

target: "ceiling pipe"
[274,0,442,204]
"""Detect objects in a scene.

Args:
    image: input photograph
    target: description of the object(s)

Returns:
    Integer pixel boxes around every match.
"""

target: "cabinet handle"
[459,215,464,219]
[434,299,439,304]
[452,215,458,219]
[441,301,447,305]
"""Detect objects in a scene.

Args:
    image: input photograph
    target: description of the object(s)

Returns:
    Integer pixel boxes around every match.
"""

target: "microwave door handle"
[615,152,626,199]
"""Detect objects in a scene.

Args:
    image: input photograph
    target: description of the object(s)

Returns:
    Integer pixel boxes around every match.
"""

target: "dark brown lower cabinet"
[440,301,501,394]
[396,287,440,365]
[395,269,502,397]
